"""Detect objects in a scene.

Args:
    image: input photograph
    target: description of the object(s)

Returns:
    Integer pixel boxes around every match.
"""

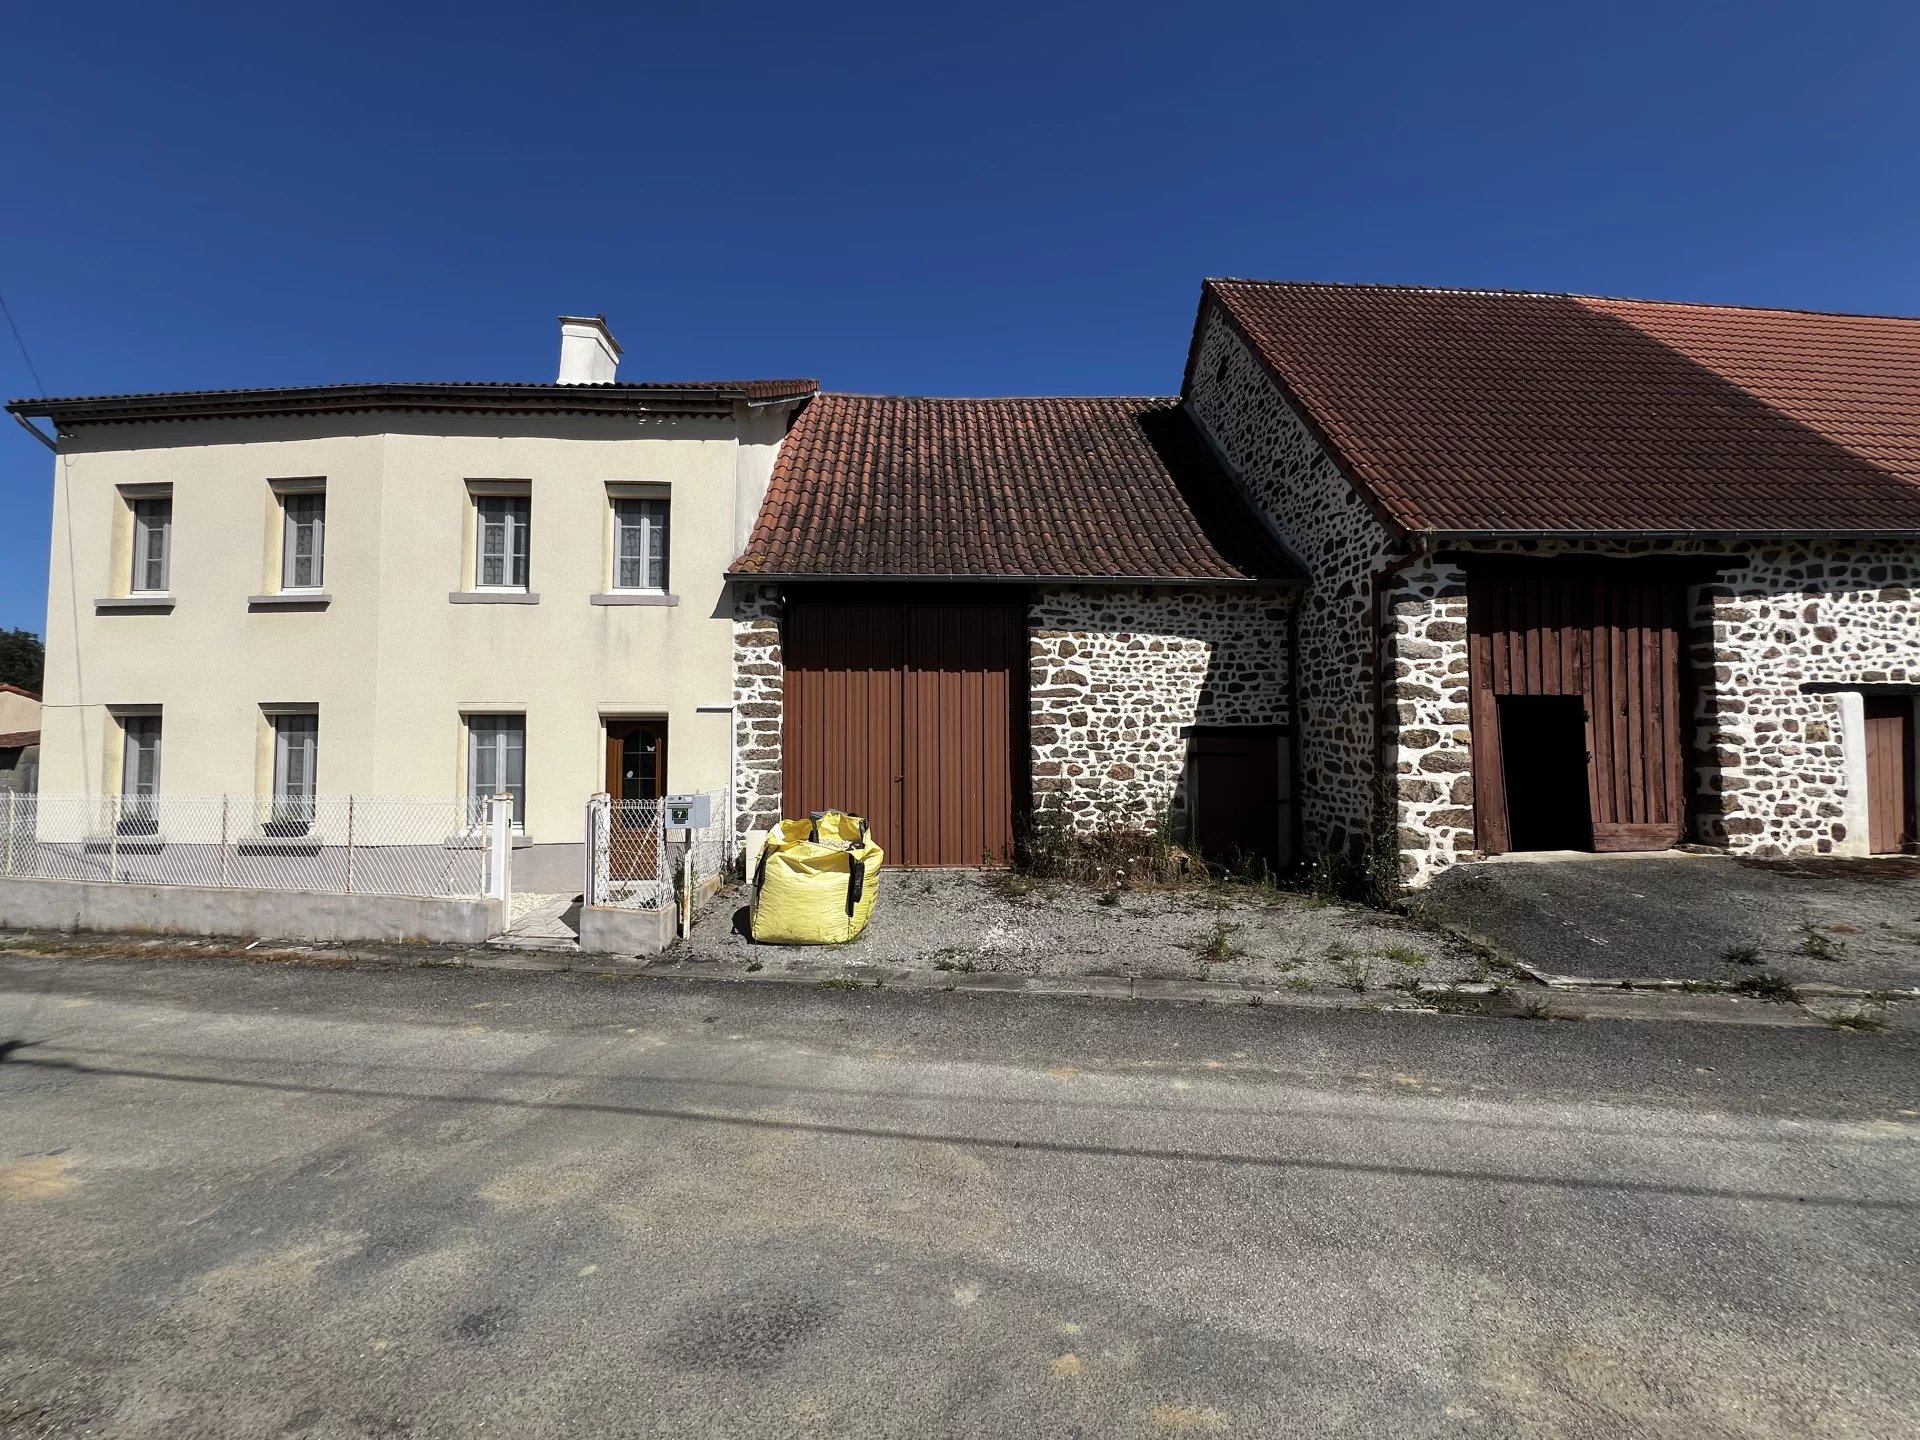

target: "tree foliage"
[0,629,44,694]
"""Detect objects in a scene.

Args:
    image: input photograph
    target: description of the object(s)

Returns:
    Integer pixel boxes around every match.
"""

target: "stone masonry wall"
[1029,586,1292,835]
[731,584,784,843]
[1382,559,1477,885]
[1379,536,1920,874]
[1185,307,1394,859]
[1696,541,1920,857]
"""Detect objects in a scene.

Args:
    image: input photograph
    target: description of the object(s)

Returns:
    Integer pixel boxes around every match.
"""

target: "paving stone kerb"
[1417,852,1920,992]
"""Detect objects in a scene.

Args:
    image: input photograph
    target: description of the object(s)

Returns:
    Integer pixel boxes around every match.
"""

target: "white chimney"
[556,314,622,384]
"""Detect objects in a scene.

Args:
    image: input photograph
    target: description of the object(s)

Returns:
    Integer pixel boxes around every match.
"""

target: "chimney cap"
[557,314,622,358]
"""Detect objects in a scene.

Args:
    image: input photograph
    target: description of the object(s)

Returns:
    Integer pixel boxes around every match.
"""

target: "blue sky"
[3,0,1917,635]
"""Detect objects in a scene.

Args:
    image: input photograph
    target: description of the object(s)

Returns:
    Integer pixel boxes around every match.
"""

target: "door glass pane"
[621,728,661,799]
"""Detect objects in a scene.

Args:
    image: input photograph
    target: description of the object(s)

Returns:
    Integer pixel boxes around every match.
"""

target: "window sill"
[444,831,536,849]
[590,591,680,607]
[247,592,331,610]
[95,594,175,613]
[449,591,540,605]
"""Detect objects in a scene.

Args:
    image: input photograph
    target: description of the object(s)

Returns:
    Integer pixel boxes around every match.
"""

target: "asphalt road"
[2,954,1917,1439]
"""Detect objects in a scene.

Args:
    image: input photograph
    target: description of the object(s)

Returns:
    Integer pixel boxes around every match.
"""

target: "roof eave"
[1416,526,1920,544]
[6,382,817,427]
[727,569,1300,587]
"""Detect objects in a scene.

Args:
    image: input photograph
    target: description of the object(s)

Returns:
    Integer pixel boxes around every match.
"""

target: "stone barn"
[1179,279,1920,884]
[729,393,1300,868]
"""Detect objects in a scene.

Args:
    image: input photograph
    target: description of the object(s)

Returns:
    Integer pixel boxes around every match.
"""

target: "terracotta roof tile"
[0,731,37,749]
[1205,280,1920,534]
[733,394,1297,583]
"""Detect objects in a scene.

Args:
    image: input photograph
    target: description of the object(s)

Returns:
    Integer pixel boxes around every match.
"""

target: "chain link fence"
[0,793,491,898]
[585,791,731,912]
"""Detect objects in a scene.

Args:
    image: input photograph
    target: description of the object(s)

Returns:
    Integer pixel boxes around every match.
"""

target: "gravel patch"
[673,870,1485,993]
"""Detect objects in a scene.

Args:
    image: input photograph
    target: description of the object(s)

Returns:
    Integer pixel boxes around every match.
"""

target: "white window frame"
[467,714,526,829]
[269,712,319,832]
[118,712,162,832]
[474,495,531,592]
[131,495,172,594]
[279,489,325,592]
[611,496,670,593]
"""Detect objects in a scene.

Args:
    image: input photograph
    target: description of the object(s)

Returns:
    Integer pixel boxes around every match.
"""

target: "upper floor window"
[281,491,325,591]
[613,497,669,591]
[476,496,530,590]
[131,496,171,594]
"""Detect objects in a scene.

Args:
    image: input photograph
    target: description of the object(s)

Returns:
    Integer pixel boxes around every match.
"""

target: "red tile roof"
[733,394,1297,583]
[0,684,37,702]
[7,380,817,425]
[1202,279,1920,535]
[0,731,37,750]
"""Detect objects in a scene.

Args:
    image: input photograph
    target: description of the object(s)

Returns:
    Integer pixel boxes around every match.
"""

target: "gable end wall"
[1184,306,1393,860]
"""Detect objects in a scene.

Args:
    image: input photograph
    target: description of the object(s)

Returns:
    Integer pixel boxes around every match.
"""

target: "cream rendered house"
[11,318,814,889]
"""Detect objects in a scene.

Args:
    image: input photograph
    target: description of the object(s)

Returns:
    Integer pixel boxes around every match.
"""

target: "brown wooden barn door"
[784,599,1023,866]
[1863,697,1915,854]
[1468,563,1688,855]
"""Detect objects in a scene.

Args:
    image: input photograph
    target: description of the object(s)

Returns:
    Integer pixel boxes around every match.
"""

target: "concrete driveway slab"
[1419,852,1920,991]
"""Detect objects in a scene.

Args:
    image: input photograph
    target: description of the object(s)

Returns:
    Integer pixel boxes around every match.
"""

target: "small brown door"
[1863,697,1914,854]
[605,720,667,878]
[1187,728,1282,873]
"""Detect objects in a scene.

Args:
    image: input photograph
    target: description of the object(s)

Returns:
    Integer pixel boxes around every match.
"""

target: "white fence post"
[345,795,356,894]
[584,792,610,907]
[487,792,513,907]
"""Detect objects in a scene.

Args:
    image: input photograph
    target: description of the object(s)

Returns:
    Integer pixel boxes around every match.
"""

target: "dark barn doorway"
[1186,727,1288,874]
[1496,696,1594,852]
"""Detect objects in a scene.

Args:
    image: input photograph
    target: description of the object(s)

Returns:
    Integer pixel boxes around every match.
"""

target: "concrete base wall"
[577,904,676,956]
[0,876,504,945]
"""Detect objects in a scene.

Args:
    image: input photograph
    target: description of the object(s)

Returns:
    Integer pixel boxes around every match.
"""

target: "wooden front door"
[784,600,1025,866]
[605,720,667,879]
[1863,697,1914,854]
[1187,728,1284,874]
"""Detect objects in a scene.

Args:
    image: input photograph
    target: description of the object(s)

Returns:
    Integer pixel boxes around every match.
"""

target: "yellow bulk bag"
[750,810,883,945]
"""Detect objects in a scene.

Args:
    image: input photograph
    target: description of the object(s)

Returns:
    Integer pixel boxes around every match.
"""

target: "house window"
[281,492,325,590]
[468,715,526,828]
[119,714,161,833]
[475,496,530,590]
[270,713,318,833]
[131,496,171,593]
[613,497,669,591]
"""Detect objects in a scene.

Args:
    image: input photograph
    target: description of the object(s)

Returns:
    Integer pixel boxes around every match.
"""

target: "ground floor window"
[118,713,161,833]
[270,713,318,834]
[468,715,526,828]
